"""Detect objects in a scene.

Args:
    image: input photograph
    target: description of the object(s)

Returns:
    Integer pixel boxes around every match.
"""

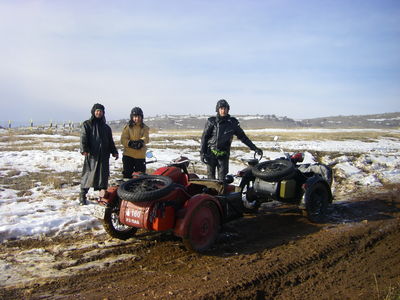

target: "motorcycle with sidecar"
[93,141,333,253]
[237,137,333,223]
[93,155,243,252]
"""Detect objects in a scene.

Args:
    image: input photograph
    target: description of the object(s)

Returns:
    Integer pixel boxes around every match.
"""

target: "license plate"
[93,205,106,219]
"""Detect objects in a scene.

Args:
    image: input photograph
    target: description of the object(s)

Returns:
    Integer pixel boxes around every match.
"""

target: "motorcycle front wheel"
[103,207,138,240]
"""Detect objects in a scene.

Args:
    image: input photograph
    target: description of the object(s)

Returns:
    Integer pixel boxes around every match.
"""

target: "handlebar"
[254,149,263,161]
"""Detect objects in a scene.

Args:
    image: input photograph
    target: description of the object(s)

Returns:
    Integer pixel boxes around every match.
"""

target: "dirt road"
[1,185,399,299]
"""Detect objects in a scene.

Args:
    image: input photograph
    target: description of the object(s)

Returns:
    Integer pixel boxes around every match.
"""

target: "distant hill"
[107,112,400,131]
[300,112,400,128]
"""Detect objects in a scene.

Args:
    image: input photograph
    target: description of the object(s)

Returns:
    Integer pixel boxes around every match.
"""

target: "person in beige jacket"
[120,107,150,178]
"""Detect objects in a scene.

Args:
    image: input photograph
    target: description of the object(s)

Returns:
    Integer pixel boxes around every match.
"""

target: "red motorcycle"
[93,141,333,252]
[93,156,243,252]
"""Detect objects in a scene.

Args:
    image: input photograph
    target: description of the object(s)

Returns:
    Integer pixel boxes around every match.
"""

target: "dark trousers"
[122,155,146,178]
[206,155,229,181]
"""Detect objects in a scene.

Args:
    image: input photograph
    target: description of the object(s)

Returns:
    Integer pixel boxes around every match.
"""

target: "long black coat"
[80,117,118,190]
[200,114,256,156]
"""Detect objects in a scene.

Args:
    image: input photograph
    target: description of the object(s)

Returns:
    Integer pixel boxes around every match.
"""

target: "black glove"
[128,140,140,149]
[254,147,263,156]
[136,140,144,149]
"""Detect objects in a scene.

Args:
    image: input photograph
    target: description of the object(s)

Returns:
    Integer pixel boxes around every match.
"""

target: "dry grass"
[147,128,400,143]
[6,169,21,177]
[0,171,81,192]
[246,130,400,142]
[0,130,79,151]
[5,128,80,136]
[0,145,79,152]
[4,128,398,152]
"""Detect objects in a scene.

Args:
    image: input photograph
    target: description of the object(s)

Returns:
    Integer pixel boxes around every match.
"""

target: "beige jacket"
[120,123,150,159]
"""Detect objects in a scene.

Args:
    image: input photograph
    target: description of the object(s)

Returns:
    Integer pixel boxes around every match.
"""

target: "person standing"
[80,103,119,205]
[120,107,150,179]
[200,99,263,180]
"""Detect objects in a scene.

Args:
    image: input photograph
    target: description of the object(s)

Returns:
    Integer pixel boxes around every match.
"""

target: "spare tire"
[252,159,295,182]
[117,175,174,202]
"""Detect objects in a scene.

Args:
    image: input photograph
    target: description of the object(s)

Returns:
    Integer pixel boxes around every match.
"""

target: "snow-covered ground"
[0,128,399,243]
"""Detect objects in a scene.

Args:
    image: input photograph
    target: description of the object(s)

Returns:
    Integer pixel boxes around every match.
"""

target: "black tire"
[183,201,220,253]
[117,175,174,202]
[252,159,295,182]
[304,182,330,223]
[103,207,138,240]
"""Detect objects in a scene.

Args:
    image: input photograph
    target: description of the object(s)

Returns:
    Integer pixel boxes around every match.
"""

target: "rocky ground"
[1,184,399,300]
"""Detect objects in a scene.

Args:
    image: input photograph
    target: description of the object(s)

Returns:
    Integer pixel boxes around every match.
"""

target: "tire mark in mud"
[50,230,179,271]
[0,231,175,289]
[52,242,147,270]
[201,219,400,299]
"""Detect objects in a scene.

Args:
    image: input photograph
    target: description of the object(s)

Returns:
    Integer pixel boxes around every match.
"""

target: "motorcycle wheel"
[117,175,174,202]
[252,159,295,182]
[240,178,261,213]
[103,207,138,240]
[183,201,220,253]
[304,182,330,223]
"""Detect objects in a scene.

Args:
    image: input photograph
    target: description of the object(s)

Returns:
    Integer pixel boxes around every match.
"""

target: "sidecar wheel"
[117,175,174,202]
[252,159,295,182]
[183,201,220,253]
[103,207,138,240]
[240,178,261,213]
[304,182,330,223]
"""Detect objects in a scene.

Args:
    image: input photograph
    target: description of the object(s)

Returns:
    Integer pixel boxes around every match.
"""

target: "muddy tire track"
[202,218,400,299]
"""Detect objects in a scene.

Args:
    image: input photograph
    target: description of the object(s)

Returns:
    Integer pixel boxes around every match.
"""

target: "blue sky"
[0,0,399,124]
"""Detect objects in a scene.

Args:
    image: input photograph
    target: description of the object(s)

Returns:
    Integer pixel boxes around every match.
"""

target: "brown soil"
[1,186,400,300]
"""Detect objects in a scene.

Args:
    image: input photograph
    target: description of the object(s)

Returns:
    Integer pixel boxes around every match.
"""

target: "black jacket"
[200,114,256,156]
[80,117,118,190]
[80,117,117,157]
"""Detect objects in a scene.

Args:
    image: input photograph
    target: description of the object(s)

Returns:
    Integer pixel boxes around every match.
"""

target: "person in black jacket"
[79,103,119,205]
[200,99,262,180]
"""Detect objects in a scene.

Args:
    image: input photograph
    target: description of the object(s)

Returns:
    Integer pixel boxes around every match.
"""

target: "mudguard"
[173,194,223,238]
[98,186,118,206]
[152,166,189,186]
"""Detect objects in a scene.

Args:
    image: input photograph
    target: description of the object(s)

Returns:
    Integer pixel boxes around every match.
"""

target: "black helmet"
[130,107,143,118]
[215,99,230,112]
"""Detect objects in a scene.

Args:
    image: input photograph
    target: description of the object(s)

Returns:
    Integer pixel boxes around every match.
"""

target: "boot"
[79,188,88,205]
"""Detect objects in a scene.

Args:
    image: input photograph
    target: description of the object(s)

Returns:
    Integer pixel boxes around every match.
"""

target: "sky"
[0,0,399,125]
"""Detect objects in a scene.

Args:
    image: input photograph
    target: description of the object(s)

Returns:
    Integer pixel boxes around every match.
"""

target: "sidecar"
[94,157,243,253]
[239,158,333,222]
